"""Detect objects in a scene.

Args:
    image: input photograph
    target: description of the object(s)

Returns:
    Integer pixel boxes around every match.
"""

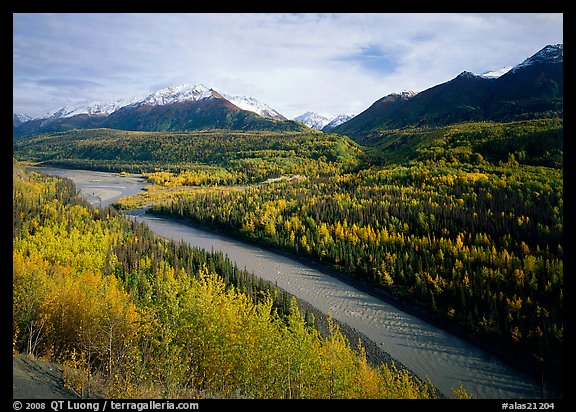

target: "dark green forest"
[13,128,364,183]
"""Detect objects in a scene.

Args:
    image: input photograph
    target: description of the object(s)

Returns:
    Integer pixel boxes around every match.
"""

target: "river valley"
[29,166,558,399]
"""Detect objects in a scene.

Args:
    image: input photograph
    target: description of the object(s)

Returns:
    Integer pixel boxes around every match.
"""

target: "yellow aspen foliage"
[16,160,505,399]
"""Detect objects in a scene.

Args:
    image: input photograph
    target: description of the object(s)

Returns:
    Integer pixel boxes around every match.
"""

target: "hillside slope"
[332,44,563,145]
[12,86,306,138]
[13,355,78,399]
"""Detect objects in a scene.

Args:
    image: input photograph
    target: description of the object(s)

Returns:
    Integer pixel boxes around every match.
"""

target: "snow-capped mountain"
[137,84,214,107]
[37,96,143,121]
[14,44,562,139]
[133,84,286,119]
[380,90,417,102]
[293,112,334,130]
[223,94,286,120]
[13,113,32,127]
[511,44,563,73]
[26,83,286,124]
[332,44,563,142]
[472,45,562,79]
[322,114,355,131]
[13,82,304,137]
[476,45,562,79]
[293,111,356,131]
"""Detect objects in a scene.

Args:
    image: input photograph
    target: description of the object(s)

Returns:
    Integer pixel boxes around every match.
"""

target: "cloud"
[35,78,105,89]
[337,44,401,74]
[13,13,563,119]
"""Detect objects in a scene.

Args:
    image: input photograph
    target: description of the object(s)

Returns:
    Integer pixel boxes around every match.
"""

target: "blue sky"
[13,13,563,119]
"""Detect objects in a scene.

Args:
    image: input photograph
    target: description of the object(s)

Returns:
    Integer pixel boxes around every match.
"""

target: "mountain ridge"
[13,83,304,136]
[331,44,563,144]
[293,112,334,130]
[293,111,356,131]
[13,44,562,139]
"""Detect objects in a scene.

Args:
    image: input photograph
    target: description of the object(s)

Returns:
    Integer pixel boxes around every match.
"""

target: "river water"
[29,166,556,399]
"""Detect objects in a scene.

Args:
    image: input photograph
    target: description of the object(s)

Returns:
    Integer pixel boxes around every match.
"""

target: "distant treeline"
[13,128,365,183]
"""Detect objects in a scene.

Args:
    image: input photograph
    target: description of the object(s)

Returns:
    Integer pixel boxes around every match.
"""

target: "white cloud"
[13,13,563,119]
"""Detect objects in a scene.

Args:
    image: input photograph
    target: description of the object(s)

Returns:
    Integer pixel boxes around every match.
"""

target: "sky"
[13,13,564,119]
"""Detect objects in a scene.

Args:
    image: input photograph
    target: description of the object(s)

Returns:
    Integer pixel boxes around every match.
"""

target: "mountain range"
[331,44,563,144]
[13,84,306,137]
[293,112,355,131]
[13,44,562,140]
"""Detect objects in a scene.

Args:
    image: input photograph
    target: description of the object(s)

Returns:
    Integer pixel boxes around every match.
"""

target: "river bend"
[30,167,552,399]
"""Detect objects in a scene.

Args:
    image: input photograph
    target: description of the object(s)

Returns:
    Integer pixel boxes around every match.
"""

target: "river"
[29,166,557,399]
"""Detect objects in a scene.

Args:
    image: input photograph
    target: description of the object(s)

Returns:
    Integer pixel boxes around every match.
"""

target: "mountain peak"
[13,113,32,127]
[139,83,214,106]
[331,44,562,143]
[479,67,512,79]
[322,114,355,131]
[13,82,302,136]
[512,44,563,72]
[294,112,333,129]
[38,96,143,121]
[380,90,416,103]
[222,93,286,120]
[293,112,356,131]
[17,82,288,127]
[457,71,483,79]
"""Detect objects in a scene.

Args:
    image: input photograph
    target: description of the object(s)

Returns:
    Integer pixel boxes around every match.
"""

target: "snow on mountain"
[13,113,32,126]
[511,44,563,73]
[456,71,483,79]
[32,83,287,123]
[38,95,143,120]
[222,94,285,120]
[134,84,286,119]
[294,111,357,131]
[322,114,355,131]
[474,44,562,79]
[397,90,417,99]
[293,112,334,130]
[479,67,512,78]
[383,90,418,101]
[138,84,214,106]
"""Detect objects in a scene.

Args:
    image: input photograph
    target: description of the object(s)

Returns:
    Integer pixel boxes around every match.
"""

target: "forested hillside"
[13,128,365,183]
[360,118,562,168]
[331,44,563,141]
[13,161,439,399]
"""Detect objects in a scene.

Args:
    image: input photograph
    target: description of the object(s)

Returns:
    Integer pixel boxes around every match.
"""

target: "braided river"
[31,166,559,399]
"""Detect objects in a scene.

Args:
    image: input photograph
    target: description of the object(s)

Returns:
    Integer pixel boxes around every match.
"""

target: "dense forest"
[13,160,440,399]
[143,119,564,386]
[12,117,563,395]
[13,128,365,184]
